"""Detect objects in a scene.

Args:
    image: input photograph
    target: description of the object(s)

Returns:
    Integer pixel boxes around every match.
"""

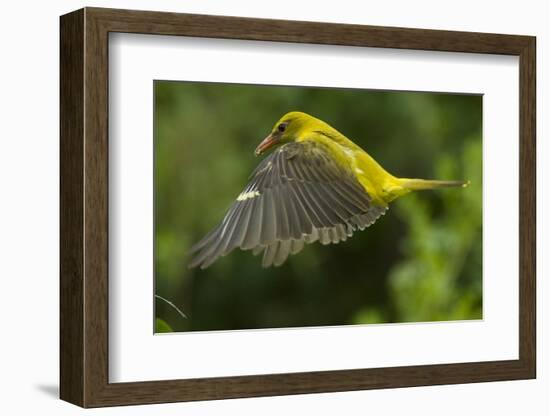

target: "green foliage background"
[154,81,482,332]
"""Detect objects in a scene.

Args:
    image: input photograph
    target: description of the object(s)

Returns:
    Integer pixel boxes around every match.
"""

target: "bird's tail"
[401,178,470,191]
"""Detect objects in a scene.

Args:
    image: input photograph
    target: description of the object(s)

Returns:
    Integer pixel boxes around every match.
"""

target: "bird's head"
[254,111,325,156]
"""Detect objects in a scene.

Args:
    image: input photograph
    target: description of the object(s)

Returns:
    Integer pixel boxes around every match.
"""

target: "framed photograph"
[60,7,536,408]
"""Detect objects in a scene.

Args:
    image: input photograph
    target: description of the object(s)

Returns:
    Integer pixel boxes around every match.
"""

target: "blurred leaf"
[388,137,482,322]
[155,318,173,333]
[353,307,386,325]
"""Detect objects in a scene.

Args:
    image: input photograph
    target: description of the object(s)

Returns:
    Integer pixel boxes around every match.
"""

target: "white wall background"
[0,0,545,414]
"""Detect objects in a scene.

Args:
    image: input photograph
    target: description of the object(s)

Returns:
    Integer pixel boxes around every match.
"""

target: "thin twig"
[155,294,188,320]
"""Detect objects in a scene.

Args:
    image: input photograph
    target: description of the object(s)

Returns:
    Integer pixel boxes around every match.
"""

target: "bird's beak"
[254,133,278,156]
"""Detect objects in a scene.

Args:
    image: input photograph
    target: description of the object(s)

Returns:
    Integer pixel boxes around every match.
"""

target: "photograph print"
[154,81,482,333]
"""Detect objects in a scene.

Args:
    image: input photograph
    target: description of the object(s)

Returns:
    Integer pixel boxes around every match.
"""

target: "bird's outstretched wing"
[189,141,387,269]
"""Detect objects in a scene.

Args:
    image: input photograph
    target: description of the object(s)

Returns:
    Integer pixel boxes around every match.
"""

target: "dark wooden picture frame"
[60,7,536,408]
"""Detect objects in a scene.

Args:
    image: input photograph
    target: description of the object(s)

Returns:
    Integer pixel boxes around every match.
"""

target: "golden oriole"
[189,111,468,269]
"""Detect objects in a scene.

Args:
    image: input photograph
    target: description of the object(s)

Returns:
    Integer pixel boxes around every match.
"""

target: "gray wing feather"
[241,196,263,250]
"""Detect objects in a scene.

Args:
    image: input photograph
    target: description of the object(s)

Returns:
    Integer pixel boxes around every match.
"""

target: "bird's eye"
[277,123,287,133]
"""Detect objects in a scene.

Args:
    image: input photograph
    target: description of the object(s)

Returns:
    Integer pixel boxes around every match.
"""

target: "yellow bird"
[189,111,468,269]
